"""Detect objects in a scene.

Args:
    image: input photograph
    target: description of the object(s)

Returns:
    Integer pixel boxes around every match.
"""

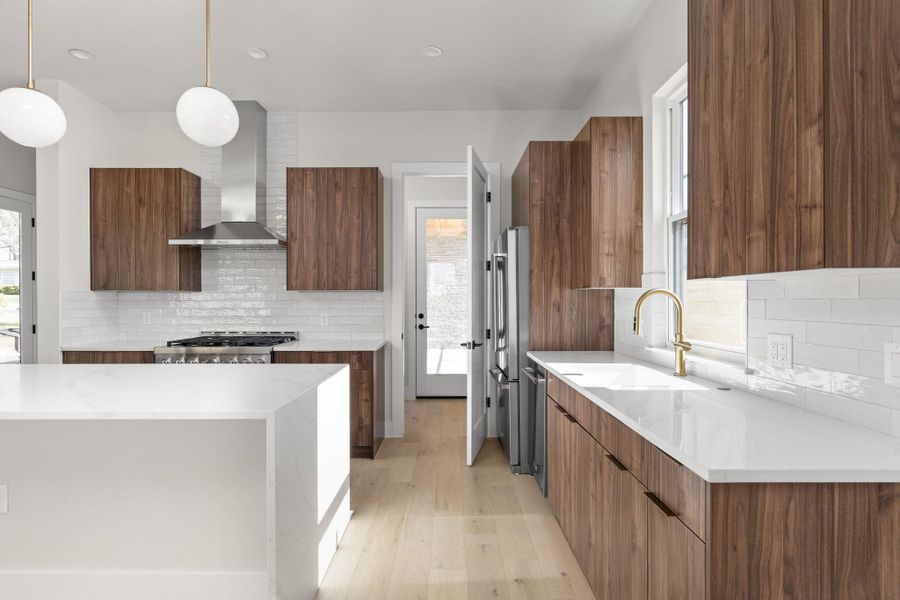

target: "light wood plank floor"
[317,399,594,600]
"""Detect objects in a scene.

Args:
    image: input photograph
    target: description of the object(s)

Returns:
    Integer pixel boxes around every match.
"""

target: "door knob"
[418,324,430,330]
[417,313,424,319]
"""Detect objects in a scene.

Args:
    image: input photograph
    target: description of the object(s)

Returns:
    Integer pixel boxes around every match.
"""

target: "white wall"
[0,137,35,195]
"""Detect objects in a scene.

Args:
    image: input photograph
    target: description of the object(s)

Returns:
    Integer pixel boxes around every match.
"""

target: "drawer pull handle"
[563,413,577,424]
[644,491,676,517]
[605,453,627,471]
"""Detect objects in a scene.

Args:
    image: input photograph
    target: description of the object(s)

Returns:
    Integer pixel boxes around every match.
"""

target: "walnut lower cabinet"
[62,351,154,364]
[546,375,900,600]
[273,349,384,459]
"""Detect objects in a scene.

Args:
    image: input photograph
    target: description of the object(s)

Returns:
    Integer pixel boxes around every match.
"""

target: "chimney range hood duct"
[169,101,285,247]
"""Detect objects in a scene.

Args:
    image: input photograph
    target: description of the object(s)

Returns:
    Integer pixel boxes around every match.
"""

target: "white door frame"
[0,186,37,363]
[414,206,468,397]
[391,162,501,438]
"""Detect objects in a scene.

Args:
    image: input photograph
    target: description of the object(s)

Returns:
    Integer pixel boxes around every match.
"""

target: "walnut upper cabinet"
[286,167,384,291]
[570,117,643,289]
[90,168,201,291]
[688,0,900,278]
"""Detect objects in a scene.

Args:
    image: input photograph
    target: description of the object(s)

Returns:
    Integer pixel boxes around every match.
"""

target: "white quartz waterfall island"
[0,364,351,600]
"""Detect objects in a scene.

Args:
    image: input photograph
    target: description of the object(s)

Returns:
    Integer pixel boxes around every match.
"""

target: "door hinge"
[486,396,491,408]
[486,328,491,339]
[32,324,36,334]
[486,260,491,271]
[486,191,492,203]
[31,271,35,281]
[31,217,35,228]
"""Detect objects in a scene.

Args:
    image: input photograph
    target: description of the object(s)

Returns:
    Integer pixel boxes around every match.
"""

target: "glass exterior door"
[0,194,34,364]
[415,207,468,397]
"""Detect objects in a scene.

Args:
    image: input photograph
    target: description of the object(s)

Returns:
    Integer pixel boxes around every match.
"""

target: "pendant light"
[0,0,67,148]
[176,0,239,147]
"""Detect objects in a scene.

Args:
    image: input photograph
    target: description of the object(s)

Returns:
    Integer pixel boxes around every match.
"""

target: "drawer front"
[547,373,584,422]
[646,445,707,541]
[600,413,653,486]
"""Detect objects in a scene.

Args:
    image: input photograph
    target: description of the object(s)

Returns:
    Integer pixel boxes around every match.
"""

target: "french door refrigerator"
[489,226,533,475]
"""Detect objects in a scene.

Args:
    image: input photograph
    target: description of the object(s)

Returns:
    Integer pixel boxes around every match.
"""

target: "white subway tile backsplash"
[859,273,900,298]
[832,299,900,326]
[806,322,893,351]
[748,279,785,299]
[858,350,885,380]
[747,299,765,318]
[785,275,859,299]
[794,342,858,374]
[747,318,806,341]
[765,298,831,321]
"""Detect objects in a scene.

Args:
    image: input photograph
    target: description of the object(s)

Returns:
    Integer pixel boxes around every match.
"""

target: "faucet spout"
[632,288,692,377]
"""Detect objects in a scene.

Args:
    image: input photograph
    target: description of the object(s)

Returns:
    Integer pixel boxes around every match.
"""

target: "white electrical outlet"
[767,334,793,368]
[320,313,329,326]
[0,485,8,514]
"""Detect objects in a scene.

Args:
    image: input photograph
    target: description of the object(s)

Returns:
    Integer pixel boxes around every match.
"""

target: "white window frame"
[663,82,746,362]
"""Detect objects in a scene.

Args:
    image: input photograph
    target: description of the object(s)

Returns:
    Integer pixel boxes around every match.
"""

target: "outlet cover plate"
[767,334,793,368]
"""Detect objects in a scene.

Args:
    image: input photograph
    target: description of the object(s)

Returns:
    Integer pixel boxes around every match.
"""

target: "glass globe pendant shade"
[176,86,239,147]
[0,86,67,148]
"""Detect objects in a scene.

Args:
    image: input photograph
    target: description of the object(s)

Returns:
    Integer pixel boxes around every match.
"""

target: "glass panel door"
[0,194,34,364]
[415,207,468,397]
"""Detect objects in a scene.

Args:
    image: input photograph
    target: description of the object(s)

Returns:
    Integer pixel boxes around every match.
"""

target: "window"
[666,83,747,358]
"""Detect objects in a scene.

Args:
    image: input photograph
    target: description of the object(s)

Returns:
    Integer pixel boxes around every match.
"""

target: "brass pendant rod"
[27,0,34,89]
[205,0,211,87]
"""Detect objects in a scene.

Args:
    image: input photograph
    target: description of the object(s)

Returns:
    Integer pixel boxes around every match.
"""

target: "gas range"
[153,331,298,364]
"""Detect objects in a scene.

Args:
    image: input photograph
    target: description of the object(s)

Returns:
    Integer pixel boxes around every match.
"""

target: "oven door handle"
[522,367,545,385]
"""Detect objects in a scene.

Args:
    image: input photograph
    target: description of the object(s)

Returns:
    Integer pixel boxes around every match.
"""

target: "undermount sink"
[558,363,707,392]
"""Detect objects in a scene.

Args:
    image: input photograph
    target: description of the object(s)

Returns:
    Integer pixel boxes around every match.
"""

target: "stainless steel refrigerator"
[489,227,533,475]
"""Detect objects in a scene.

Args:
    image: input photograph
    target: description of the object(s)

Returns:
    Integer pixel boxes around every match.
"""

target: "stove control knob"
[176,357,186,364]
[161,358,172,364]
[188,357,200,364]
[209,357,221,364]
[256,358,266,364]
[242,358,252,364]
[229,358,239,364]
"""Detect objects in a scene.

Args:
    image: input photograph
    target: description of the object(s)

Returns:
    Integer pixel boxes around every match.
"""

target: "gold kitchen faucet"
[633,288,693,377]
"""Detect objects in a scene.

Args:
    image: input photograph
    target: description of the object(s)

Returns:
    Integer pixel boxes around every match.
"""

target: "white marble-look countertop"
[0,364,346,419]
[60,339,387,353]
[528,351,900,483]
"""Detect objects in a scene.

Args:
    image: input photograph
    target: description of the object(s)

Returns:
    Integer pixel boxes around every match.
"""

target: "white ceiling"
[0,0,652,112]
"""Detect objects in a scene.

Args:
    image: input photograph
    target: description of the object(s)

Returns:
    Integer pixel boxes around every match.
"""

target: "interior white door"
[415,207,468,397]
[465,146,489,466]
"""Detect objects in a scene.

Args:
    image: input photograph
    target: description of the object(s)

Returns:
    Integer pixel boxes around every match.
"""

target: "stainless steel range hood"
[170,101,286,247]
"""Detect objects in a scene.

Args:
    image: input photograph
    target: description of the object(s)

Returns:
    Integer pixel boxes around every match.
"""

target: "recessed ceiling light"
[68,48,94,61]
[422,46,443,59]
[246,47,269,60]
